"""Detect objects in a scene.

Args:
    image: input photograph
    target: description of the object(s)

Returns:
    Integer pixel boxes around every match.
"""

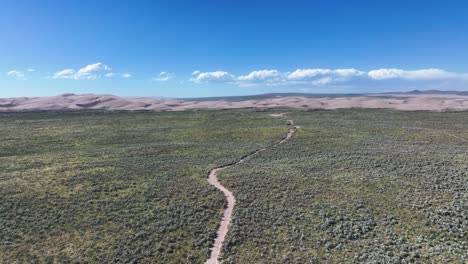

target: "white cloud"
[7,70,26,80]
[190,71,236,83]
[192,70,201,75]
[285,68,365,86]
[53,62,112,80]
[121,73,132,78]
[287,69,332,80]
[76,63,111,79]
[334,69,366,77]
[154,71,175,81]
[288,68,364,80]
[27,68,35,72]
[368,68,457,80]
[238,70,284,82]
[105,72,131,78]
[235,70,289,87]
[53,69,76,79]
[233,68,365,86]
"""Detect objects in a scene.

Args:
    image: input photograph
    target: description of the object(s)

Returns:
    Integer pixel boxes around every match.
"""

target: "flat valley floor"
[0,109,467,263]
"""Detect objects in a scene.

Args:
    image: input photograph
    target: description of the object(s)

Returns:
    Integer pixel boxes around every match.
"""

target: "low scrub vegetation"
[0,110,286,263]
[219,109,467,263]
[1,109,466,263]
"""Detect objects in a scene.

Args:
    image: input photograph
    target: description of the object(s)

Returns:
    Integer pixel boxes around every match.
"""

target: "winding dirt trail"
[206,120,297,264]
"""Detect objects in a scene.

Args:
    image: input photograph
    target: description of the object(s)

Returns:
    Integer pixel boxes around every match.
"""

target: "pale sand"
[2,93,468,112]
[269,112,288,117]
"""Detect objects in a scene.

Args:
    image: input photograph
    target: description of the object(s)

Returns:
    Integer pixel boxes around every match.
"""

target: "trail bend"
[206,121,297,264]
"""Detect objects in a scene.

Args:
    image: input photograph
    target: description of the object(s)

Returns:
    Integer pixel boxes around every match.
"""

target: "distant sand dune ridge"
[1,93,468,112]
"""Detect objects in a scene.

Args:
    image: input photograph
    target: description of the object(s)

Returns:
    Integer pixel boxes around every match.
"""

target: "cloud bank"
[10,64,467,92]
[367,68,459,80]
[190,68,468,90]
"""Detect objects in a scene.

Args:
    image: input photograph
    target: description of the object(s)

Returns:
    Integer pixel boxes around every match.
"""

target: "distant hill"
[384,90,468,96]
[181,90,468,102]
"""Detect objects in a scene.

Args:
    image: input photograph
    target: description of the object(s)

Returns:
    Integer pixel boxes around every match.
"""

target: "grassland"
[1,109,467,263]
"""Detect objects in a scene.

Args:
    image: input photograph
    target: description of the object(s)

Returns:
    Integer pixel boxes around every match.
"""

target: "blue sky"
[2,0,468,98]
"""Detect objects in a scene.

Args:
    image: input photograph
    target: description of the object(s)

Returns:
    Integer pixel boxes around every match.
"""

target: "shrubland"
[219,109,468,263]
[0,110,286,263]
[1,109,467,263]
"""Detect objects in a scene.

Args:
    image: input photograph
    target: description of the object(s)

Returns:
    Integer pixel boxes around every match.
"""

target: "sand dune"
[1,93,468,112]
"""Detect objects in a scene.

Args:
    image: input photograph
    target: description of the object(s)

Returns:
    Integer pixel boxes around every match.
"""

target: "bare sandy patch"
[269,112,288,117]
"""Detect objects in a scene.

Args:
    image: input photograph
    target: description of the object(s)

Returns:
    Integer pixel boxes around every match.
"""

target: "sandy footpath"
[2,93,468,112]
[206,118,297,264]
